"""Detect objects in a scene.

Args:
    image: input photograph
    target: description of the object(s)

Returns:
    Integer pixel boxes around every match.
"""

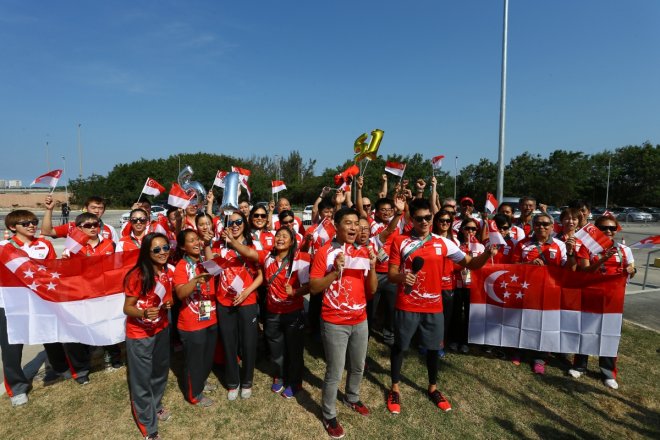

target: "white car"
[302,205,313,225]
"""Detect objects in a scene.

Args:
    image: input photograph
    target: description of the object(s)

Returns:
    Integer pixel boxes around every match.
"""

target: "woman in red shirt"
[123,233,174,440]
[250,205,274,251]
[117,208,150,252]
[173,229,217,407]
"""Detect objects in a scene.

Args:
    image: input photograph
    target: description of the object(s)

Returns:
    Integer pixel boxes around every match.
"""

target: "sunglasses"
[379,207,394,212]
[597,225,617,232]
[463,227,478,232]
[130,217,148,224]
[252,213,267,219]
[413,215,433,223]
[227,219,244,227]
[281,219,295,225]
[499,226,510,231]
[534,222,552,228]
[151,245,171,254]
[17,219,39,227]
[80,222,100,229]
[363,204,372,209]
[437,218,452,224]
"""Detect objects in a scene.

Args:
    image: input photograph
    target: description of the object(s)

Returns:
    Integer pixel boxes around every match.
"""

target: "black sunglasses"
[252,213,267,219]
[151,245,171,254]
[499,225,510,231]
[80,222,100,229]
[597,225,617,232]
[437,218,452,224]
[17,219,39,227]
[227,219,244,227]
[534,222,552,228]
[463,226,478,232]
[130,217,148,224]
[413,215,433,223]
[363,204,372,209]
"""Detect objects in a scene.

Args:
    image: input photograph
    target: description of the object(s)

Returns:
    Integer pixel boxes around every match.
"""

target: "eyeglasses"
[252,213,267,219]
[151,245,171,254]
[363,204,372,209]
[413,215,433,223]
[130,217,148,224]
[463,227,478,232]
[437,218,452,224]
[534,222,552,228]
[17,219,39,227]
[227,219,244,227]
[597,225,617,232]
[359,226,370,232]
[281,219,294,225]
[80,222,100,229]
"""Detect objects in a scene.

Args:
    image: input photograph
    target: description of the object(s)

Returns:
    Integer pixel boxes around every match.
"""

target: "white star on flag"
[515,292,524,299]
[24,269,34,279]
[47,282,57,291]
[37,265,47,272]
[503,292,511,298]
[28,282,39,290]
[510,274,518,282]
[521,281,529,289]
[500,281,508,288]
[50,272,61,279]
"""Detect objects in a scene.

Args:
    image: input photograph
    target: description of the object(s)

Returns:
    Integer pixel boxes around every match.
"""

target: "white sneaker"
[227,388,239,401]
[10,393,28,407]
[568,369,582,379]
[240,387,252,399]
[604,379,619,390]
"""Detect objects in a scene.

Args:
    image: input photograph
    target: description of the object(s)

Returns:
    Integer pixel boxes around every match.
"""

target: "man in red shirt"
[310,207,377,439]
[42,195,119,243]
[386,198,496,415]
[273,197,304,235]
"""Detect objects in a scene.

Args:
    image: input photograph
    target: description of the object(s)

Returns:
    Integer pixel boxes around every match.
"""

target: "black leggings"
[391,345,439,385]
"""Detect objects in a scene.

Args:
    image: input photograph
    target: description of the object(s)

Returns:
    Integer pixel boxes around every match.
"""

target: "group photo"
[1,2,659,440]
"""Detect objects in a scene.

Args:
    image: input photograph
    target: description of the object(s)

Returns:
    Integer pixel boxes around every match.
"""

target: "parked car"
[302,205,313,225]
[618,207,653,223]
[641,207,660,221]
[150,205,166,221]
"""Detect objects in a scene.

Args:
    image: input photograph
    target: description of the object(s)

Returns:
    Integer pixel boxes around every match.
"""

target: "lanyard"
[533,243,548,264]
[183,255,210,298]
[402,234,432,263]
[267,256,290,285]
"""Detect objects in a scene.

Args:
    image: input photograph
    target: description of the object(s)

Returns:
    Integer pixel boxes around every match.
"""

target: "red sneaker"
[322,417,345,439]
[386,390,401,415]
[342,398,369,416]
[428,389,452,412]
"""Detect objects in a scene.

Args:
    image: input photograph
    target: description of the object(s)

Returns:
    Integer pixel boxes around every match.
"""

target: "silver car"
[618,207,653,223]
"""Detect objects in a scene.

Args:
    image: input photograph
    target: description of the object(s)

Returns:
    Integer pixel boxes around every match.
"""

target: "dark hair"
[568,199,591,211]
[333,207,359,224]
[130,208,148,218]
[458,217,479,244]
[175,229,199,260]
[227,211,253,246]
[84,196,106,208]
[595,214,620,229]
[374,198,393,212]
[432,210,454,236]
[560,207,582,222]
[493,213,510,229]
[195,212,214,229]
[249,204,269,230]
[408,198,431,217]
[5,210,37,229]
[166,207,178,217]
[498,202,513,212]
[272,227,298,277]
[318,198,334,212]
[75,212,99,226]
[278,210,295,223]
[124,233,169,296]
[136,197,152,207]
[519,196,536,205]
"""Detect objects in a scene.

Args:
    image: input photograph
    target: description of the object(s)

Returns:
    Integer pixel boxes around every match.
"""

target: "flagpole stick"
[361,160,370,177]
[136,178,148,204]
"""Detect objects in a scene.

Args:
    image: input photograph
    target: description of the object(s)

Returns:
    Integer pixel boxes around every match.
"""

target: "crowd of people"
[0,174,636,440]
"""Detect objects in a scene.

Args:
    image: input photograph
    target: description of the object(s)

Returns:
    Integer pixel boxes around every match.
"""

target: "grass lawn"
[1,321,658,440]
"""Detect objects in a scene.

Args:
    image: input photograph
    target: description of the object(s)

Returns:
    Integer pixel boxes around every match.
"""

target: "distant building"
[0,180,23,189]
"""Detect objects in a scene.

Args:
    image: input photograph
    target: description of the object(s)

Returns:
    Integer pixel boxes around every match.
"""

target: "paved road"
[1,212,659,395]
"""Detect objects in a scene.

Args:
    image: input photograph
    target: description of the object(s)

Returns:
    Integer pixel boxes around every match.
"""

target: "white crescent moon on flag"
[483,270,508,303]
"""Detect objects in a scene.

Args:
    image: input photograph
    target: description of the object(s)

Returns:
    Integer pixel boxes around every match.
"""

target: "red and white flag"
[431,155,445,170]
[63,227,90,255]
[140,177,166,197]
[384,161,406,177]
[30,170,63,188]
[168,183,195,208]
[575,223,614,255]
[485,193,499,214]
[231,166,251,180]
[469,264,627,357]
[213,170,228,188]
[272,180,287,194]
[0,244,138,345]
[240,177,252,200]
[312,218,336,246]
[629,235,660,249]
[487,220,506,246]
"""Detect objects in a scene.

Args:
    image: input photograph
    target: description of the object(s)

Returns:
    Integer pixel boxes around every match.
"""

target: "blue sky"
[1,0,659,186]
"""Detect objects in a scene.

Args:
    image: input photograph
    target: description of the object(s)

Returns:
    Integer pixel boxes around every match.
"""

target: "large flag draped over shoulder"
[0,244,138,345]
[469,264,627,357]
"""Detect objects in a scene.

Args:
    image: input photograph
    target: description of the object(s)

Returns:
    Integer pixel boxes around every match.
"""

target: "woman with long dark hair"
[123,233,174,440]
[250,204,274,251]
[173,229,217,407]
[203,211,263,400]
[260,227,311,398]
[117,208,150,252]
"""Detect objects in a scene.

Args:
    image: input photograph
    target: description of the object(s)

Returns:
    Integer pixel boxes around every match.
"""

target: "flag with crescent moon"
[469,264,627,357]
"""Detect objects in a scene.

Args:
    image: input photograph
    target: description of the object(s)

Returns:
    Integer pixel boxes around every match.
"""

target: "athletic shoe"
[281,386,296,399]
[438,348,446,358]
[203,382,217,393]
[511,353,521,366]
[342,398,369,416]
[145,433,161,440]
[428,390,452,412]
[271,378,284,394]
[240,387,252,399]
[156,408,171,422]
[111,360,123,370]
[604,379,619,390]
[533,362,545,375]
[75,375,90,385]
[43,370,66,386]
[568,369,583,379]
[460,344,469,354]
[10,393,28,407]
[386,390,401,414]
[227,388,239,401]
[197,396,214,407]
[322,417,345,439]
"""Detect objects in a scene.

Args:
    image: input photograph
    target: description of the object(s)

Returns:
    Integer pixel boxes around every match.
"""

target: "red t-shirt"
[173,258,217,331]
[440,235,459,289]
[310,241,371,325]
[125,266,174,339]
[209,246,260,307]
[590,243,634,276]
[259,251,310,314]
[484,236,516,264]
[116,234,142,252]
[55,220,117,242]
[7,236,56,260]
[557,234,591,263]
[69,237,116,258]
[390,233,466,313]
[511,237,567,267]
[368,217,400,273]
[252,230,275,251]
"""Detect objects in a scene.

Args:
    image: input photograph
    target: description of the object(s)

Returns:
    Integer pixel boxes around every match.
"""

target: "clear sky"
[1,0,659,186]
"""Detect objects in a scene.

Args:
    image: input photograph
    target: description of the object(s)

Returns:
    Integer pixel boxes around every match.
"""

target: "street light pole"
[605,156,612,209]
[46,141,50,171]
[453,156,458,200]
[62,156,69,202]
[77,123,83,178]
[496,0,509,202]
[274,155,280,202]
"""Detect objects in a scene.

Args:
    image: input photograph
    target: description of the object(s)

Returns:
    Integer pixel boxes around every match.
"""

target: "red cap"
[460,197,474,206]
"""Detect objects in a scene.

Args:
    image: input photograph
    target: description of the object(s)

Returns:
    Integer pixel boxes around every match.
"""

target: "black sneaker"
[75,375,90,385]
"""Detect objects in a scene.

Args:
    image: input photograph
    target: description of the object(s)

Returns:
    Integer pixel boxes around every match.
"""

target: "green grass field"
[1,321,658,440]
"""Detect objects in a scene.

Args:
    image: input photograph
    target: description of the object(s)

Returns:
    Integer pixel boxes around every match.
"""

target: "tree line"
[68,143,659,209]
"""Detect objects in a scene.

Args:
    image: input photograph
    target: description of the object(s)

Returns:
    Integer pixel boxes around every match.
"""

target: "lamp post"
[62,156,69,202]
[77,123,83,178]
[453,156,458,200]
[605,156,612,209]
[496,0,509,202]
[274,155,281,202]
